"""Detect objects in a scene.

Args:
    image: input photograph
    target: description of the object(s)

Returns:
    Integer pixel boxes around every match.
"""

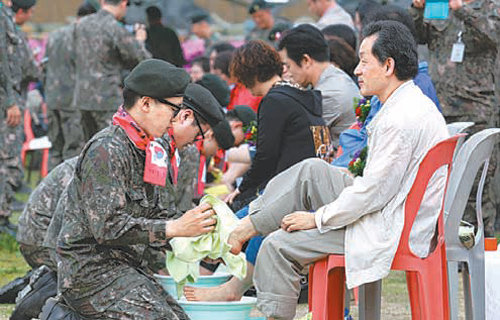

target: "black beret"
[184,84,234,149]
[212,119,235,150]
[248,0,272,14]
[190,12,211,24]
[226,105,256,127]
[196,74,230,108]
[124,59,189,99]
[12,0,36,9]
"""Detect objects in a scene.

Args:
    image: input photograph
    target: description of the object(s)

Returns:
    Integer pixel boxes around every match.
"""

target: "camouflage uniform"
[410,0,500,236]
[0,5,23,223]
[17,157,77,271]
[175,144,200,213]
[0,5,15,222]
[44,24,84,171]
[245,17,290,42]
[72,10,151,141]
[56,125,188,319]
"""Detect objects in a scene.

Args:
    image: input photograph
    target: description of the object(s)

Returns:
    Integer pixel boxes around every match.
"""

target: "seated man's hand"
[6,105,21,127]
[281,211,316,232]
[166,203,216,237]
[224,188,240,205]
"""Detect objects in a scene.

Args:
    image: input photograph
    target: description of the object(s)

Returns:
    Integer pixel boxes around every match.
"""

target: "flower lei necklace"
[243,120,258,146]
[348,98,371,177]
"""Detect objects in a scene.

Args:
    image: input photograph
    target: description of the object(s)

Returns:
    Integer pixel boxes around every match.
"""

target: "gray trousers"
[248,158,353,320]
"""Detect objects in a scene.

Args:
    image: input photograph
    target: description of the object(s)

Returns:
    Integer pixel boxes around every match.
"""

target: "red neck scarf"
[112,106,169,187]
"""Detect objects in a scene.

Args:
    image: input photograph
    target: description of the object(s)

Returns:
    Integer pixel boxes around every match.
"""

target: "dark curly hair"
[230,40,283,89]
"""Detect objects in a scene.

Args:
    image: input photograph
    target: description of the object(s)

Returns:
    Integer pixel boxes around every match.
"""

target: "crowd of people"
[1,0,499,319]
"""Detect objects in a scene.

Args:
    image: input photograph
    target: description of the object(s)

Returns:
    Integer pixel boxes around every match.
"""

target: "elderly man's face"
[354,35,388,97]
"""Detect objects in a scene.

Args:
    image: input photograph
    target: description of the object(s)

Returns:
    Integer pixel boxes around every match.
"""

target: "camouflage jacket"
[57,125,182,298]
[16,28,40,103]
[410,0,500,121]
[43,24,76,111]
[175,144,200,212]
[0,5,18,111]
[72,10,151,111]
[17,157,77,247]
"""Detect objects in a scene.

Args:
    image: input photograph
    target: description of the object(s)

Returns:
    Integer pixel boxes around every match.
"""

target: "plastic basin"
[154,273,231,298]
[178,296,257,320]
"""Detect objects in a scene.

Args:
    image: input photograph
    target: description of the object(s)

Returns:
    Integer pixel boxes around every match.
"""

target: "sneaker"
[458,220,475,249]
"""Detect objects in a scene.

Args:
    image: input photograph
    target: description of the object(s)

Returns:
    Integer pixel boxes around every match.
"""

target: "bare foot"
[184,283,241,302]
[228,217,259,255]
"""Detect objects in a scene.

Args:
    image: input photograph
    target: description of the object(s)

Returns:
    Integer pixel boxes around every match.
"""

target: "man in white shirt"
[308,0,354,30]
[226,20,448,320]
[278,24,360,146]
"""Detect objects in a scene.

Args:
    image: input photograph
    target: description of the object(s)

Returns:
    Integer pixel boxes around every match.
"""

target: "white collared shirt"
[315,81,449,288]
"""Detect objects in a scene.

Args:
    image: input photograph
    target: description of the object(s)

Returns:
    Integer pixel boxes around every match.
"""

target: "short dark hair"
[11,4,31,13]
[192,56,210,73]
[123,87,141,110]
[362,20,418,81]
[278,24,329,66]
[326,36,359,79]
[214,51,233,78]
[230,40,283,89]
[355,0,382,26]
[364,5,417,41]
[322,24,357,51]
[210,42,236,55]
[77,2,97,17]
[146,6,162,23]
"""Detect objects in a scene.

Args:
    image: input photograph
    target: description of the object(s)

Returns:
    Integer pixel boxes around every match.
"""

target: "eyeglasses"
[192,113,206,142]
[156,98,182,116]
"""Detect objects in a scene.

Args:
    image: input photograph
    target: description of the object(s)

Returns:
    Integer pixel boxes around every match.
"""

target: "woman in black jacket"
[225,40,329,209]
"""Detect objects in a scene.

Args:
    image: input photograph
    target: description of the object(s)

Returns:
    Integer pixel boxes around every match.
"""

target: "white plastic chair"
[444,128,500,320]
[447,122,474,136]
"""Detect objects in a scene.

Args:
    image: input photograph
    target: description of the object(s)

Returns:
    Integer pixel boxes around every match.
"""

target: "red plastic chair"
[309,134,464,320]
[21,108,51,178]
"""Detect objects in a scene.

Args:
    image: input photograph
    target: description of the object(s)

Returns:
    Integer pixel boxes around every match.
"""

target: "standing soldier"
[410,0,500,236]
[0,0,34,234]
[72,0,151,141]
[53,59,232,319]
[44,3,96,170]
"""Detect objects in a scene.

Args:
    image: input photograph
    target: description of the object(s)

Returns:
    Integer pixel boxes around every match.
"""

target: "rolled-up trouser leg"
[249,158,353,235]
[255,228,345,320]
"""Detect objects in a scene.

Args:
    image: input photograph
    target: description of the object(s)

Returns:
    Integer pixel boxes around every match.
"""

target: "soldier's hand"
[224,188,241,205]
[6,105,21,127]
[166,203,216,238]
[412,0,425,8]
[449,0,464,10]
[135,24,147,42]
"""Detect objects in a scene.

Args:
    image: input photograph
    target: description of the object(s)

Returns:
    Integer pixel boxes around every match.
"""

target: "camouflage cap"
[12,0,36,9]
[226,105,256,126]
[248,0,272,14]
[124,59,190,99]
[184,83,234,149]
[196,74,230,108]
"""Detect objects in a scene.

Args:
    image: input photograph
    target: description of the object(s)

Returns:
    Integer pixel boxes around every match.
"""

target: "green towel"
[166,195,247,297]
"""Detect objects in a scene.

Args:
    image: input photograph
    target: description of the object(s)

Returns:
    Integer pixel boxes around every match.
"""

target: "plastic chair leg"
[41,149,49,178]
[310,260,328,320]
[462,263,473,320]
[447,261,460,320]
[418,265,449,320]
[406,271,422,320]
[468,257,485,320]
[326,267,345,320]
[358,280,382,320]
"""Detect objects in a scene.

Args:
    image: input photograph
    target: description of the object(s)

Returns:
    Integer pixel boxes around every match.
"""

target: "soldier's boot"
[0,270,32,304]
[11,266,57,320]
[0,216,17,237]
[39,297,85,320]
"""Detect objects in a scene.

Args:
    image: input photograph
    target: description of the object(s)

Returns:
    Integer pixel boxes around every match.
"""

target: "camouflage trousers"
[63,271,189,320]
[0,115,24,218]
[47,109,84,171]
[19,243,57,271]
[443,98,499,237]
[80,110,114,142]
